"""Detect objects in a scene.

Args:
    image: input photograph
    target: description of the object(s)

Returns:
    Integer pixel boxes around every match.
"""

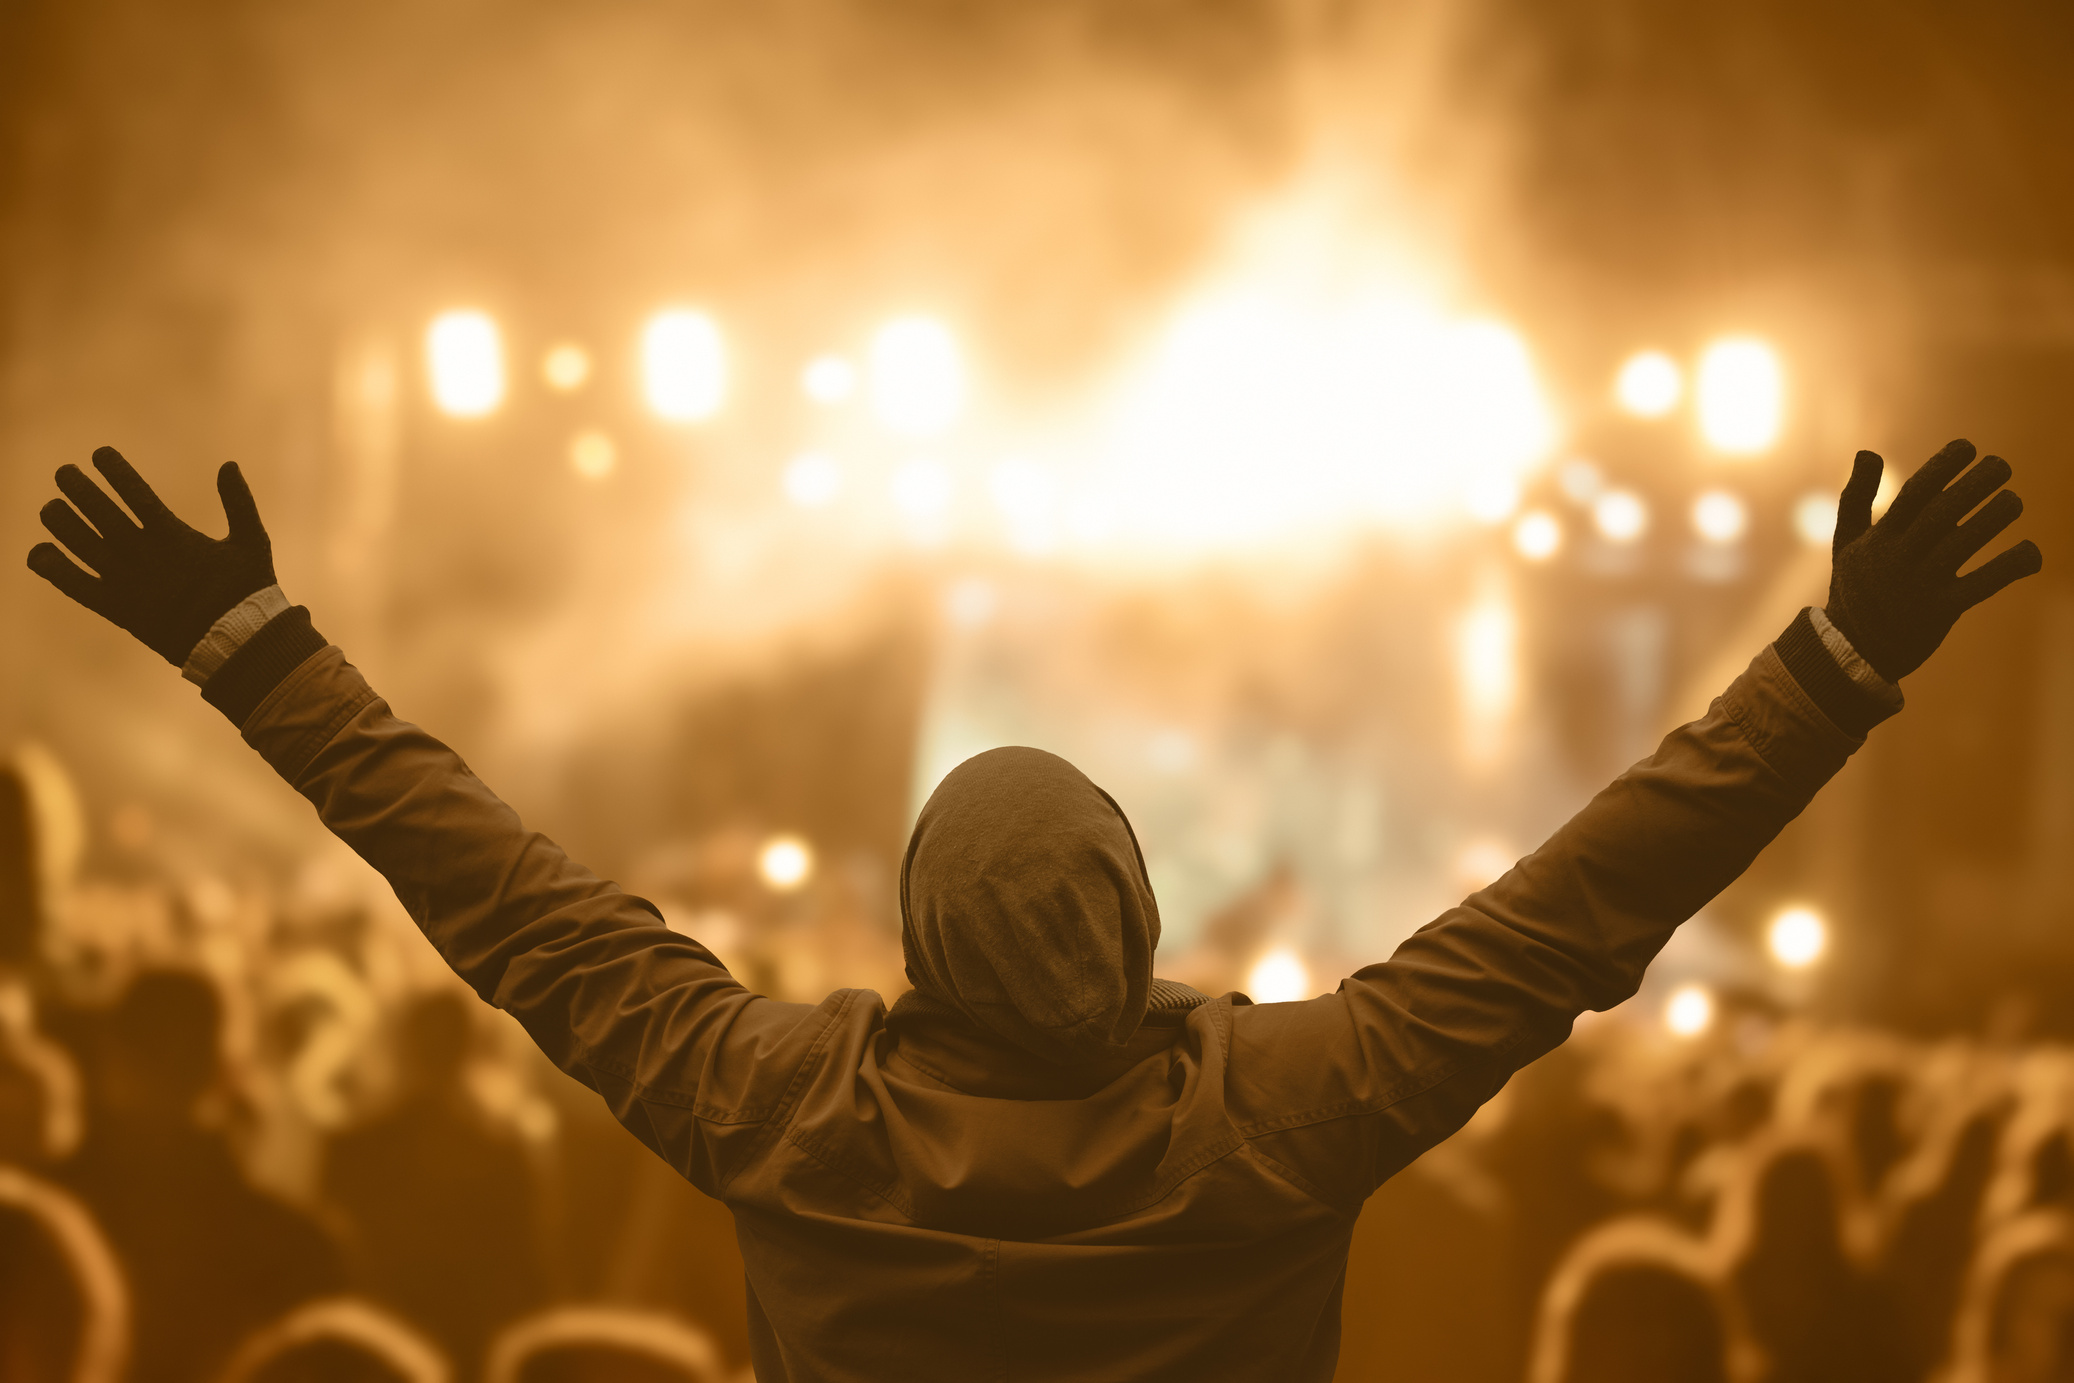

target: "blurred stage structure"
[1,0,2072,1378]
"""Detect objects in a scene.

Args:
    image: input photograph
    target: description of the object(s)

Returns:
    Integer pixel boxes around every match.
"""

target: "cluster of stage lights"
[1663,905,1830,1038]
[423,307,968,482]
[1510,337,1824,565]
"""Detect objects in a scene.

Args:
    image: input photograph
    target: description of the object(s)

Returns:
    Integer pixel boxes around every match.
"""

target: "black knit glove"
[26,447,277,666]
[1825,439,2042,682]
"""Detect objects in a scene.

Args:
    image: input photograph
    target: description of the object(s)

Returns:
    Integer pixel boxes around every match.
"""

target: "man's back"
[229,632,1856,1380]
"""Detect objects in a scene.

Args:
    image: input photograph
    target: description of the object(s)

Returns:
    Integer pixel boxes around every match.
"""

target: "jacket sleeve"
[235,640,840,1198]
[1225,632,1875,1209]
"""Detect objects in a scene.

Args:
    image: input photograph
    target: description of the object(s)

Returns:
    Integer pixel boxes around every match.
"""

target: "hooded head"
[900,747,1160,1067]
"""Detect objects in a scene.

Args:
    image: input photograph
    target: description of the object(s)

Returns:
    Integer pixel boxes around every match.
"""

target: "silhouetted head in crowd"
[1750,1148,1850,1272]
[900,747,1161,1067]
[393,990,474,1101]
[99,968,222,1120]
[1565,1263,1730,1383]
[0,763,39,968]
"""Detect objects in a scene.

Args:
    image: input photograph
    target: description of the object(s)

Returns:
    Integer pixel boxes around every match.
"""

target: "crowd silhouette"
[8,726,2074,1383]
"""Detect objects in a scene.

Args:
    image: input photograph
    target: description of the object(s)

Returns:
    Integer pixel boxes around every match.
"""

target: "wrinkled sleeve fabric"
[238,643,836,1197]
[1227,640,1865,1210]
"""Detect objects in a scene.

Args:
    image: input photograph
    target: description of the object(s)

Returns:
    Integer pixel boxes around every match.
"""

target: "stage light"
[1697,338,1783,453]
[1513,510,1563,561]
[784,452,842,507]
[871,317,965,436]
[1691,489,1748,545]
[892,458,954,520]
[1453,837,1516,894]
[1246,947,1312,1004]
[542,343,591,392]
[1464,474,1522,525]
[1615,350,1682,417]
[990,458,1058,552]
[1557,458,1604,505]
[1793,491,1837,547]
[802,354,858,404]
[1593,488,1649,544]
[426,310,504,417]
[1457,594,1518,725]
[1666,983,1715,1037]
[568,430,616,480]
[643,309,726,421]
[1768,907,1828,969]
[758,835,812,891]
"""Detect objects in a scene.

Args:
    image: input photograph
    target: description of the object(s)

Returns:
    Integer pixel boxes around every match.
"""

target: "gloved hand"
[1825,438,2043,682]
[26,447,277,667]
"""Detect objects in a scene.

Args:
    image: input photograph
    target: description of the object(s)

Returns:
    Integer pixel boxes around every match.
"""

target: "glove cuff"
[1775,607,1899,739]
[201,606,328,728]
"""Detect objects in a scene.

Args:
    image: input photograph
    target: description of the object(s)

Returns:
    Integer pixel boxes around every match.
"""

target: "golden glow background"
[2,0,2071,1031]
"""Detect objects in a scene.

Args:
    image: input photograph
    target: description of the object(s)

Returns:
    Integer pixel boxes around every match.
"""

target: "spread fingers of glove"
[216,462,267,544]
[26,542,110,614]
[38,499,111,573]
[54,464,140,541]
[1834,450,1883,552]
[1884,438,1977,531]
[1932,488,2024,575]
[1915,453,2014,543]
[1952,538,2044,614]
[92,446,177,529]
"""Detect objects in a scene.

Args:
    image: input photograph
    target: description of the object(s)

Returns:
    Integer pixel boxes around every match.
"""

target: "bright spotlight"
[1246,946,1312,1004]
[1615,351,1682,417]
[1593,488,1649,544]
[1691,489,1748,545]
[1768,907,1828,969]
[1464,473,1522,525]
[892,458,954,519]
[1793,491,1837,547]
[1666,983,1715,1038]
[870,317,966,437]
[758,835,812,891]
[802,354,858,404]
[1697,338,1784,454]
[542,343,591,392]
[643,309,726,422]
[1457,594,1518,725]
[783,452,842,507]
[1513,509,1563,562]
[1557,458,1604,505]
[568,430,616,480]
[426,310,504,417]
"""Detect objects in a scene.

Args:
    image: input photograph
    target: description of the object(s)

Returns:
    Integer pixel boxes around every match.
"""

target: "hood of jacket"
[899,746,1162,1067]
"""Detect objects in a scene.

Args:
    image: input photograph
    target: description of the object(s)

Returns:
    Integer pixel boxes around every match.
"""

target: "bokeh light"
[783,452,842,507]
[426,310,505,417]
[1593,489,1649,544]
[1691,489,1748,545]
[1464,474,1522,525]
[802,354,857,404]
[1696,337,1784,453]
[568,429,616,480]
[1557,458,1604,505]
[1614,350,1682,417]
[1793,491,1839,547]
[1665,983,1716,1037]
[1513,509,1563,561]
[542,343,592,392]
[757,835,813,891]
[892,458,954,525]
[1245,946,1312,1004]
[642,309,727,422]
[1768,906,1828,969]
[870,317,966,436]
